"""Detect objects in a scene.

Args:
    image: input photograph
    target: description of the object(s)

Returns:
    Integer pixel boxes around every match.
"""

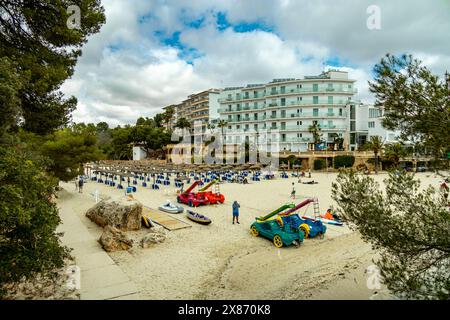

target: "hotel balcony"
[218,87,357,104]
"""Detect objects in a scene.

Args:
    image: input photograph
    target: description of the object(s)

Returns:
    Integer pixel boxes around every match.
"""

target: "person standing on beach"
[75,177,78,191]
[78,177,84,193]
[291,182,296,199]
[232,201,240,224]
[308,168,311,178]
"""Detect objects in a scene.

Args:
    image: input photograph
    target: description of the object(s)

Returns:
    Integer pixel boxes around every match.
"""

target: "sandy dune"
[57,172,442,299]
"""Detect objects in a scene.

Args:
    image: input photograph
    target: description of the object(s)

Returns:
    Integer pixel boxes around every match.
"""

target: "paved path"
[57,187,140,300]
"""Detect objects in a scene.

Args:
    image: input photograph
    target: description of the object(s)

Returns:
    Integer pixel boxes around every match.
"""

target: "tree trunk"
[375,152,379,174]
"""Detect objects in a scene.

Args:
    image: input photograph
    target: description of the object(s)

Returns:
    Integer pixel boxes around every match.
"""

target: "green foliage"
[365,136,384,173]
[369,54,450,163]
[175,117,191,129]
[308,123,322,144]
[40,126,104,181]
[333,155,355,169]
[384,143,410,167]
[0,146,70,296]
[0,0,106,135]
[332,170,450,299]
[217,120,228,140]
[110,126,133,160]
[313,159,326,170]
[162,106,175,130]
[0,58,22,135]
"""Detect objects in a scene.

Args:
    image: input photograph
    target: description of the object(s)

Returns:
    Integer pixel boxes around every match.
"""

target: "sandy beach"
[56,172,442,300]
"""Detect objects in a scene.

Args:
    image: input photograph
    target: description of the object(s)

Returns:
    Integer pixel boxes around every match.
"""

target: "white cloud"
[61,0,450,126]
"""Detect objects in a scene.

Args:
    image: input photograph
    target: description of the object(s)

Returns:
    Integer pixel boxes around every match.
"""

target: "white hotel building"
[218,70,359,152]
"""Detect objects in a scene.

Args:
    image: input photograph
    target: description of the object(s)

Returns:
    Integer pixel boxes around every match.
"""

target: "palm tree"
[384,143,409,168]
[329,133,344,151]
[174,117,191,137]
[366,136,384,174]
[308,123,322,150]
[163,106,175,131]
[206,122,216,134]
[217,119,228,142]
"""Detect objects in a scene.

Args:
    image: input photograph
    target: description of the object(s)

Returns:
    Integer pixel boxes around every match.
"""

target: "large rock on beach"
[141,226,167,248]
[99,225,133,252]
[86,197,142,231]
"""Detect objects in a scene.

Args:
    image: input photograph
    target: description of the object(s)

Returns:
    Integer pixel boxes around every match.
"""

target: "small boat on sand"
[159,201,184,214]
[302,215,343,226]
[186,210,212,225]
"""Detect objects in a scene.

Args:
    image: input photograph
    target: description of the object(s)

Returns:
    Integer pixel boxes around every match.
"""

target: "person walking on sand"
[232,201,240,224]
[78,177,84,193]
[291,182,296,200]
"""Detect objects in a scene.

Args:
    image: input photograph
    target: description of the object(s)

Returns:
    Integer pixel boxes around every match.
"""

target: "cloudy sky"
[61,0,450,126]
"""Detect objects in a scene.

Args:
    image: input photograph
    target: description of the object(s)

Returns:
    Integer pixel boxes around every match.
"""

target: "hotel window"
[254,91,258,98]
[228,115,232,121]
[254,124,258,130]
[328,120,333,128]
[313,96,319,104]
[368,121,375,128]
[297,121,302,126]
[228,126,231,130]
[280,86,286,94]
[254,113,258,120]
[254,102,258,108]
[281,98,286,106]
[227,94,232,100]
[313,84,319,92]
[297,133,302,138]
[328,96,333,104]
[236,125,240,129]
[339,108,343,116]
[313,108,319,117]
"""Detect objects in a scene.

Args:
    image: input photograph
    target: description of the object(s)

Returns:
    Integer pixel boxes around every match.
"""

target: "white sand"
[57,172,443,299]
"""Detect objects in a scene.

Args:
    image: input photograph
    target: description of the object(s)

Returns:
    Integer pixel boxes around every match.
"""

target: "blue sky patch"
[325,55,357,69]
[154,30,204,64]
[216,12,231,31]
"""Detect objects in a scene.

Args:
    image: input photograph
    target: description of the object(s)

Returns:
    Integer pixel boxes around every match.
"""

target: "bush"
[0,146,69,296]
[333,155,355,169]
[314,159,326,170]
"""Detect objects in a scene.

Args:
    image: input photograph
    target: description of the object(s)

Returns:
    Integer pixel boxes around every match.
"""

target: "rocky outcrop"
[99,226,133,252]
[86,197,142,231]
[141,226,167,248]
